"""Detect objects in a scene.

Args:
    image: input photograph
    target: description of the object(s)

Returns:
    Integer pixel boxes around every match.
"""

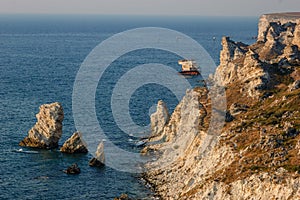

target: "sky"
[0,0,299,16]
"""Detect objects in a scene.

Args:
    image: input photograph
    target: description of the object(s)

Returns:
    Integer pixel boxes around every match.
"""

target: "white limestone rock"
[19,102,64,149]
[150,100,170,137]
[89,141,105,167]
[60,131,88,153]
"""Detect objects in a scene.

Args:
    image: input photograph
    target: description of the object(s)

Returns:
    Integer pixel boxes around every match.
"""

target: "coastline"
[142,12,300,199]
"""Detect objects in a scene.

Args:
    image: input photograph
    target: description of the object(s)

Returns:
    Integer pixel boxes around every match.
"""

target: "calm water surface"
[0,15,257,199]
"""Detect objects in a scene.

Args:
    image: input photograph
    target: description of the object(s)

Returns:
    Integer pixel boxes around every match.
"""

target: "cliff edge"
[143,13,300,199]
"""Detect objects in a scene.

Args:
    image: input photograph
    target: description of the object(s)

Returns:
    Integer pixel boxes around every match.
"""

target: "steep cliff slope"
[143,13,300,199]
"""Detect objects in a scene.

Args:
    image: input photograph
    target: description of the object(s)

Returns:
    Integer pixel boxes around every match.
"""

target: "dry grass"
[209,67,300,184]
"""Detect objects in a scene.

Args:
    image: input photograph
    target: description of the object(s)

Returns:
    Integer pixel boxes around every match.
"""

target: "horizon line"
[0,13,264,18]
[0,12,260,18]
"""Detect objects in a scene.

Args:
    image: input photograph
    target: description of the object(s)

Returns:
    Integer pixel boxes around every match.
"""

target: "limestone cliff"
[143,13,300,199]
[215,12,300,98]
[258,12,300,42]
[19,102,64,149]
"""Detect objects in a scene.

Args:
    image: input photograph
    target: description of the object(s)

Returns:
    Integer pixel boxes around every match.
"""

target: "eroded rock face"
[215,39,269,97]
[219,37,248,67]
[89,141,105,167]
[60,131,88,153]
[215,13,300,98]
[215,37,248,85]
[144,87,300,199]
[144,88,228,199]
[19,102,64,149]
[258,12,300,42]
[150,100,170,137]
[293,20,300,47]
[144,13,300,200]
[185,168,300,200]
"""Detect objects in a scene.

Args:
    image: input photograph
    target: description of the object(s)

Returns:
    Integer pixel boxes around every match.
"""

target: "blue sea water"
[0,15,258,199]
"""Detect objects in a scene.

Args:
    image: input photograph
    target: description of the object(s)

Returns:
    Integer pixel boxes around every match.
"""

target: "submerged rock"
[113,193,132,200]
[19,102,64,149]
[63,163,81,174]
[89,141,105,167]
[60,131,88,153]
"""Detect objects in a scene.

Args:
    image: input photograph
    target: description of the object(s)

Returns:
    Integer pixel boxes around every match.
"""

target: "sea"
[0,14,258,199]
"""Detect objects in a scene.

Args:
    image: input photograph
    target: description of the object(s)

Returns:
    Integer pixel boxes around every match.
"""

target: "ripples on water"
[0,15,257,199]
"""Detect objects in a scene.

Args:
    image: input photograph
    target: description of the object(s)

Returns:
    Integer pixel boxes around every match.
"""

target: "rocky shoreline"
[19,102,105,168]
[18,12,300,199]
[142,12,300,199]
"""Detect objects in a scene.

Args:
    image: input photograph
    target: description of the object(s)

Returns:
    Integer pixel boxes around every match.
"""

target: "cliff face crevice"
[144,13,300,200]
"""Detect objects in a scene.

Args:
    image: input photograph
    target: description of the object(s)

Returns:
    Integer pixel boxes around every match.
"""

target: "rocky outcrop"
[19,102,64,149]
[113,194,132,200]
[144,13,300,200]
[215,37,248,85]
[258,12,300,42]
[63,163,81,174]
[293,20,300,47]
[143,88,222,199]
[215,39,269,97]
[144,88,210,149]
[215,13,300,98]
[150,100,170,137]
[89,141,105,167]
[60,131,88,153]
[144,83,300,199]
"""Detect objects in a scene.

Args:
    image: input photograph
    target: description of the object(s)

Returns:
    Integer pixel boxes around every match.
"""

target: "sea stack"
[89,141,105,167]
[19,102,64,149]
[150,100,170,137]
[60,131,88,153]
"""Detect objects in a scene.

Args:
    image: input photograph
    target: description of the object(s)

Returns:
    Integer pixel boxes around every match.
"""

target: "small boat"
[178,59,200,76]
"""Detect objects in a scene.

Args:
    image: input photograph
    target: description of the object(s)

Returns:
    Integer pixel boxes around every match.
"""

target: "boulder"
[60,131,88,153]
[113,194,132,200]
[63,163,81,174]
[89,141,105,167]
[19,102,64,149]
[150,100,170,137]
